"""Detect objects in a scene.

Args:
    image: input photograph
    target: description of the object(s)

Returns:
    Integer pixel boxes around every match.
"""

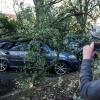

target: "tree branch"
[42,0,63,8]
[49,0,63,5]
[51,11,85,27]
[88,3,99,14]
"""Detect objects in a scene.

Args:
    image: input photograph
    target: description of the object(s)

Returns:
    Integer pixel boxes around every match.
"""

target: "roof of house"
[3,13,16,17]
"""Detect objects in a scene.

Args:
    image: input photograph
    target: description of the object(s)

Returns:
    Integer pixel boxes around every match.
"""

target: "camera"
[90,25,100,52]
[94,42,100,52]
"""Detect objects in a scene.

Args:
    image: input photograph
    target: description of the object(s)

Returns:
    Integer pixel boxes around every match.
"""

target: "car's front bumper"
[68,59,79,70]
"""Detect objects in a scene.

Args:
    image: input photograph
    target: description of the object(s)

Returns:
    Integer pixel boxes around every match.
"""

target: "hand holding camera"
[83,42,100,60]
[83,42,94,60]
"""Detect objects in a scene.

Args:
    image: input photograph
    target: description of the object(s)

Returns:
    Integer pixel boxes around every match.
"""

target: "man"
[80,42,100,100]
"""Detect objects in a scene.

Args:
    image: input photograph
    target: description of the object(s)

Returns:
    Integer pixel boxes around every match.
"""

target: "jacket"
[80,59,100,100]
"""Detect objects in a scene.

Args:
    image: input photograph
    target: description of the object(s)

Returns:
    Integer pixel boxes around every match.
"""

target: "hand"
[83,42,94,60]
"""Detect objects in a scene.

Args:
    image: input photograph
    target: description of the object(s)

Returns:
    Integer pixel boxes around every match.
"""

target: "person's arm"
[80,42,100,100]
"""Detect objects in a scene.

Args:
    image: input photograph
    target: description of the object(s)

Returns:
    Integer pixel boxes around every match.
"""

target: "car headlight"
[68,55,76,59]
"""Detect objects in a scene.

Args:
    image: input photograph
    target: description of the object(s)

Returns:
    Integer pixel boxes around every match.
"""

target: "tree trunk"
[33,0,46,28]
[75,0,90,33]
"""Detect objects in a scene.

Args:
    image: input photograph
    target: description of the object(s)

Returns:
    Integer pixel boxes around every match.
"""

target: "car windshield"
[0,42,7,48]
[1,42,15,50]
[9,43,29,51]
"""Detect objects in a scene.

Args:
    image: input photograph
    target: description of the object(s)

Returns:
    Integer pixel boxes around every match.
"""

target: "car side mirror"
[41,47,49,53]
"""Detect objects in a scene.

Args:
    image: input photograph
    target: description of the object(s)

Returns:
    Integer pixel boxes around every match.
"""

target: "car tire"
[54,61,70,75]
[0,60,8,72]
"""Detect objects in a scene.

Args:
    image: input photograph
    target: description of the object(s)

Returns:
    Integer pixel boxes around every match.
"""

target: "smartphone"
[94,42,100,51]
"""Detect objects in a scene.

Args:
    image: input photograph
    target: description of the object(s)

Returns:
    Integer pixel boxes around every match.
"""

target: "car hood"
[0,49,9,55]
[51,51,76,58]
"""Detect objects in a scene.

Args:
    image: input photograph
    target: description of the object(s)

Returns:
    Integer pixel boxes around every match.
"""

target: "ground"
[0,70,80,100]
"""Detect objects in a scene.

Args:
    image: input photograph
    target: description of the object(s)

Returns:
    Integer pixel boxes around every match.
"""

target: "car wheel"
[54,61,70,75]
[0,60,8,72]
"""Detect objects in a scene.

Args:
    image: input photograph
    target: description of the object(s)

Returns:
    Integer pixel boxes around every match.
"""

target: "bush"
[0,14,17,33]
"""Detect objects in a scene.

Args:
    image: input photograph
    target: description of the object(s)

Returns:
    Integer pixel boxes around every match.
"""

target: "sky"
[0,0,34,14]
[0,0,62,14]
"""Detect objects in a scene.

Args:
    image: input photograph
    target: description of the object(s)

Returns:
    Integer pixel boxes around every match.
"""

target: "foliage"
[65,0,100,33]
[14,6,35,38]
[0,14,17,33]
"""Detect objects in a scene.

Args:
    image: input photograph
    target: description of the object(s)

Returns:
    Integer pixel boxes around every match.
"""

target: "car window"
[9,45,22,51]
[9,43,29,51]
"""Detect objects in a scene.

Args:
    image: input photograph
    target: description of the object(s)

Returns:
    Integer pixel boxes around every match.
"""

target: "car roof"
[0,37,46,50]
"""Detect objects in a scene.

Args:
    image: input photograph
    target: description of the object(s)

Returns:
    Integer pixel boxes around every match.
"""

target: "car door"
[41,45,56,64]
[8,43,28,67]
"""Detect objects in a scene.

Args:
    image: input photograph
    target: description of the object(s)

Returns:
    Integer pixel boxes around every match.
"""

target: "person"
[80,42,100,100]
